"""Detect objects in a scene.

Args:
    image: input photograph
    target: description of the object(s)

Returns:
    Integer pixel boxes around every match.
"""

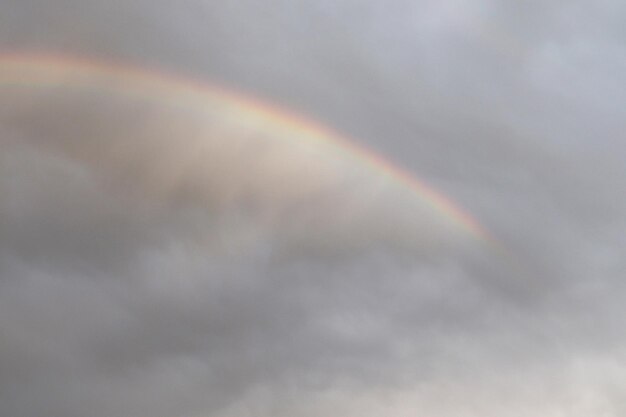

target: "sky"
[1,1,626,416]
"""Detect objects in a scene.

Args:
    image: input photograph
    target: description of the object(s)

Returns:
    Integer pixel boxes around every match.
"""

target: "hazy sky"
[1,1,625,416]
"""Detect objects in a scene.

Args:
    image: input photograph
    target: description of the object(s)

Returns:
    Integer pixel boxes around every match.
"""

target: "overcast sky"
[1,1,626,416]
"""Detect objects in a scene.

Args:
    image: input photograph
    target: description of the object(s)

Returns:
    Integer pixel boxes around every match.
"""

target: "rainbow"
[0,51,495,247]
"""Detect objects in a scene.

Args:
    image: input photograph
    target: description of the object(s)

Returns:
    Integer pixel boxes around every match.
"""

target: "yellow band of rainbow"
[0,51,496,248]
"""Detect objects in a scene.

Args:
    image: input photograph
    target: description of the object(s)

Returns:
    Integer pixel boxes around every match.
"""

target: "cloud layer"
[1,1,625,416]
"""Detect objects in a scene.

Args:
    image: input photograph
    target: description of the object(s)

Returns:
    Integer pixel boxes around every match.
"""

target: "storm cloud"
[1,1,625,416]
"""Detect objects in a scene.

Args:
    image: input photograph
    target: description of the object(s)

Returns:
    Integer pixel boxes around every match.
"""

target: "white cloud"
[1,1,625,416]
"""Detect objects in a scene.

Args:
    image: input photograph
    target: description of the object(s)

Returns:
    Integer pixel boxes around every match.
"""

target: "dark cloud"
[1,1,625,416]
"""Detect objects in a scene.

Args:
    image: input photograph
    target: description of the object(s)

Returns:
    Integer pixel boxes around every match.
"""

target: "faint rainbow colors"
[0,51,496,250]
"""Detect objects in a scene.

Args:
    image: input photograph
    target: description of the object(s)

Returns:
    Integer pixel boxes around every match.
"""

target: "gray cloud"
[1,1,625,416]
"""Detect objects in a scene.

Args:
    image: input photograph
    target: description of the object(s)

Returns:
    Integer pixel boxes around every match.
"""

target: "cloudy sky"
[1,1,625,416]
